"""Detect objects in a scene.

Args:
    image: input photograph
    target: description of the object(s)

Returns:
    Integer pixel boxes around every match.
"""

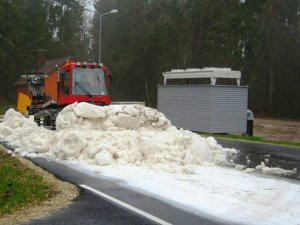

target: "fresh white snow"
[60,160,300,225]
[0,102,299,225]
[0,103,236,172]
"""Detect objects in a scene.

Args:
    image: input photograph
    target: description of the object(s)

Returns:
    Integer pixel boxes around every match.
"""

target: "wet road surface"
[1,139,300,225]
[216,138,300,179]
[23,189,158,225]
[23,157,231,225]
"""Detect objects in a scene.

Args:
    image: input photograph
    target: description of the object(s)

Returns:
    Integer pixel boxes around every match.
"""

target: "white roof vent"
[163,67,241,86]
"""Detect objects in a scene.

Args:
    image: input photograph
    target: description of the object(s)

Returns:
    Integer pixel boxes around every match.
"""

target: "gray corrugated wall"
[157,85,210,131]
[157,85,248,133]
[210,86,248,133]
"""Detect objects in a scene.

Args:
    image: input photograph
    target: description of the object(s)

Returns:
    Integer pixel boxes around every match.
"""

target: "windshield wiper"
[75,81,93,99]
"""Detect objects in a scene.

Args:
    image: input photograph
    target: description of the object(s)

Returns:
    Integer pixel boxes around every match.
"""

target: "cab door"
[58,69,71,106]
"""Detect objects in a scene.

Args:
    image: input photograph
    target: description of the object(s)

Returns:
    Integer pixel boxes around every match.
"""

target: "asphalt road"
[1,139,300,225]
[216,138,300,178]
[24,157,231,225]
[23,189,158,225]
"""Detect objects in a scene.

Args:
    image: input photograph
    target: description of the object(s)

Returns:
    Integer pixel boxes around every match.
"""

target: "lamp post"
[86,9,118,64]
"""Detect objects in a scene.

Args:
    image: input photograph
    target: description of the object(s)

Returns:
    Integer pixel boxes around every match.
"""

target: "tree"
[47,0,89,58]
[0,0,89,104]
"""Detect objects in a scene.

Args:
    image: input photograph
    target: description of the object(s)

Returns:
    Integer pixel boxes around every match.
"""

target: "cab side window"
[62,71,70,95]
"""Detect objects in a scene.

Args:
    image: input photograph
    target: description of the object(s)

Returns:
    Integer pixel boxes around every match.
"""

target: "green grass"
[0,102,15,115]
[199,133,300,147]
[0,149,54,215]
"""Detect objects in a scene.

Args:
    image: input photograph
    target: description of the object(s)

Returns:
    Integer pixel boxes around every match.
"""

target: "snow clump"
[0,102,237,173]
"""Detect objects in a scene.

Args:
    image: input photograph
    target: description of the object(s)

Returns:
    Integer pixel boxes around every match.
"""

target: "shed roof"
[14,78,27,85]
[37,56,74,74]
[162,68,241,86]
[14,56,76,86]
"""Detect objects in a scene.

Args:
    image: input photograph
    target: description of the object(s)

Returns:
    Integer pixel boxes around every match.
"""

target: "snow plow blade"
[17,93,31,114]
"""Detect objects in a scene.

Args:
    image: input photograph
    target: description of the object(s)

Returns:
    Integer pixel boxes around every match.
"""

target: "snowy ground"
[1,103,300,225]
[62,160,300,225]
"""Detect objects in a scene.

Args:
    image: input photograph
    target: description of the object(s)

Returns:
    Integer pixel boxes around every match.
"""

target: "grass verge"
[0,150,55,215]
[199,133,300,148]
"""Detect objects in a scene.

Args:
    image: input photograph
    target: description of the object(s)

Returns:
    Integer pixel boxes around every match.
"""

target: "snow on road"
[60,159,300,225]
[0,102,300,225]
[63,160,300,225]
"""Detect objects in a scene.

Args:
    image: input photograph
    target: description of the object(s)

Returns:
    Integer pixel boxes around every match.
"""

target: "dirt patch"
[0,145,79,225]
[254,117,300,142]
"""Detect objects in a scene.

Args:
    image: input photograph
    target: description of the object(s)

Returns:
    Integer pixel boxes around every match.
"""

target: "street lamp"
[86,9,118,64]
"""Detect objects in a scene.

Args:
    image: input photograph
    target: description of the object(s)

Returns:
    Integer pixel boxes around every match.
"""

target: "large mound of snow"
[1,103,299,225]
[0,102,236,172]
[56,102,171,131]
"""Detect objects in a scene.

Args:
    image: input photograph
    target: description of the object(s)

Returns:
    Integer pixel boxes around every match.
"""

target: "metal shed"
[157,68,248,133]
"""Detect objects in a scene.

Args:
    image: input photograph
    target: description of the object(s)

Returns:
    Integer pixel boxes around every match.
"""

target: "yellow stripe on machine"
[17,93,31,113]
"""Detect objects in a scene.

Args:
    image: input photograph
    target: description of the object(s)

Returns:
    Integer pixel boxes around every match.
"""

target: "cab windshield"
[72,68,107,96]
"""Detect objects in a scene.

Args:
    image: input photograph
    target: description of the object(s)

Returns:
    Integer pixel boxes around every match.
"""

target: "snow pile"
[0,102,237,173]
[1,103,299,225]
[55,102,171,131]
[233,162,296,177]
[0,109,52,154]
[248,162,296,176]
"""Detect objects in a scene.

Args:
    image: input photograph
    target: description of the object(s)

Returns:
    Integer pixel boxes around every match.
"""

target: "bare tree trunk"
[264,0,275,114]
[195,0,206,65]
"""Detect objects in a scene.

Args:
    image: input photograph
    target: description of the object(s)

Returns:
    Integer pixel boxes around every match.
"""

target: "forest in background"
[0,0,299,118]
